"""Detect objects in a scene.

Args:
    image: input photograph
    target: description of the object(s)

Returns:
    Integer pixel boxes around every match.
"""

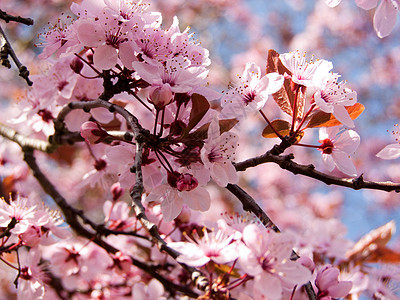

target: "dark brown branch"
[226,184,280,232]
[235,148,400,192]
[0,10,33,25]
[0,25,32,85]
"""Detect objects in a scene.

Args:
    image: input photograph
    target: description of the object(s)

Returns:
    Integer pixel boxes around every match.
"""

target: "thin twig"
[0,25,32,85]
[0,10,33,25]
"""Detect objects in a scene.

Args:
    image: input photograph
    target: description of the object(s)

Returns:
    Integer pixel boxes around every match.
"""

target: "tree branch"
[235,147,400,192]
[0,10,33,25]
[0,25,32,85]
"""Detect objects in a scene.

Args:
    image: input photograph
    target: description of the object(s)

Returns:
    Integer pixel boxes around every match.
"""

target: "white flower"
[168,228,239,267]
[201,119,238,187]
[221,62,283,119]
[279,51,333,87]
[313,73,357,128]
[318,127,360,176]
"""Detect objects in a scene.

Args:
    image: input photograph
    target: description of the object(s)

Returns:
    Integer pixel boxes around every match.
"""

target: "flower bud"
[70,56,84,74]
[111,182,124,202]
[94,158,107,171]
[149,84,173,110]
[80,121,108,144]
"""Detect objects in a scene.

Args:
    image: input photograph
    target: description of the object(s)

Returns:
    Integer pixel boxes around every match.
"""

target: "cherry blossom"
[238,224,312,300]
[221,62,284,119]
[201,119,239,187]
[145,171,211,221]
[279,51,333,88]
[17,249,47,300]
[315,265,353,299]
[0,195,39,234]
[0,0,399,299]
[313,73,357,128]
[318,127,360,176]
[132,278,167,300]
[169,228,239,267]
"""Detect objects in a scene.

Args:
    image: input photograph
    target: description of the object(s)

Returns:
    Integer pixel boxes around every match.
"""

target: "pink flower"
[201,119,238,187]
[315,265,353,299]
[221,62,284,119]
[355,0,398,38]
[17,249,47,300]
[132,56,209,94]
[145,179,211,222]
[75,14,131,70]
[238,224,311,300]
[37,18,80,59]
[279,51,333,88]
[168,228,239,267]
[318,127,360,177]
[80,121,108,144]
[313,73,357,128]
[0,196,39,234]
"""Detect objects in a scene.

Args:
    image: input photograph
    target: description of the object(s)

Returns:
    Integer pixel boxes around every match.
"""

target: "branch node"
[352,173,364,190]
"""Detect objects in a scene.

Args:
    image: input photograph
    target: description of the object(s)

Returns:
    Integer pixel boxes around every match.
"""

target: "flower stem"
[259,109,284,139]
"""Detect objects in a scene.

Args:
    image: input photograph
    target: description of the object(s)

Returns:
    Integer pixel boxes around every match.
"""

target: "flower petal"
[376,143,400,159]
[374,0,398,38]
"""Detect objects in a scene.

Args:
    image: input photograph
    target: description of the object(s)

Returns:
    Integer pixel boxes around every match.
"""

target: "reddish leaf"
[364,247,400,264]
[266,50,293,117]
[262,119,291,138]
[181,93,210,137]
[346,221,395,263]
[305,103,365,129]
[266,49,305,119]
[187,119,238,140]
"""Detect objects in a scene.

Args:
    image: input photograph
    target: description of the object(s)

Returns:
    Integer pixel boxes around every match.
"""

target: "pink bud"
[316,265,352,299]
[297,256,315,273]
[149,84,173,110]
[94,158,107,171]
[70,56,84,74]
[111,182,124,201]
[80,121,108,144]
